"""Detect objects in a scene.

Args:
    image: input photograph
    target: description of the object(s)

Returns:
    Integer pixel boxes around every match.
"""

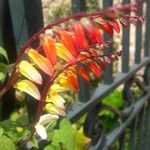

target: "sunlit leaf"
[27,48,53,76]
[40,35,57,65]
[0,47,9,62]
[14,80,41,100]
[55,43,75,63]
[18,61,42,84]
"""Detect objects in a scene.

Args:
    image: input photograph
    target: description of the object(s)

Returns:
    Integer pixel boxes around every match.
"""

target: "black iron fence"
[0,0,150,149]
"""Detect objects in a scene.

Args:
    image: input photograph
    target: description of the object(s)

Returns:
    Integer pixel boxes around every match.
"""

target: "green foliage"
[0,47,9,62]
[44,118,76,150]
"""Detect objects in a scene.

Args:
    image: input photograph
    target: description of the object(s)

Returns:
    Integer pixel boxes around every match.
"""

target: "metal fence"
[0,0,150,149]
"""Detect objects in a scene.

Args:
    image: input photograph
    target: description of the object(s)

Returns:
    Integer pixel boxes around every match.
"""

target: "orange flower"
[40,35,57,65]
[57,30,77,57]
[27,48,53,76]
[55,43,76,64]
[81,18,103,45]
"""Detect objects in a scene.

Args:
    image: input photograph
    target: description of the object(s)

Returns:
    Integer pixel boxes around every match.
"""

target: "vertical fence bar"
[72,0,90,102]
[137,107,145,150]
[129,118,137,150]
[144,0,150,57]
[134,3,143,64]
[0,0,4,45]
[122,0,130,73]
[103,0,113,84]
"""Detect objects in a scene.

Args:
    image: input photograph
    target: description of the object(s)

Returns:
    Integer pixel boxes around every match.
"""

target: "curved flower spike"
[55,43,76,64]
[27,48,53,76]
[18,60,42,84]
[81,18,103,45]
[77,66,90,81]
[57,30,77,57]
[40,35,57,65]
[14,80,41,100]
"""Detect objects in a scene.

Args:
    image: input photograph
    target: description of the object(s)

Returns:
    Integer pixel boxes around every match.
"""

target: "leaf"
[0,63,11,82]
[41,35,57,65]
[18,61,42,84]
[55,43,76,63]
[50,118,76,150]
[14,80,41,100]
[0,135,16,150]
[0,47,9,62]
[0,126,4,137]
[27,48,53,76]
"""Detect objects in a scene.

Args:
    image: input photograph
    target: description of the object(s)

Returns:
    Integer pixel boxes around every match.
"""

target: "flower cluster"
[0,0,145,139]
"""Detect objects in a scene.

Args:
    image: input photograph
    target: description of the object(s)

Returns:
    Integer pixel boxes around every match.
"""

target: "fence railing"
[0,0,150,149]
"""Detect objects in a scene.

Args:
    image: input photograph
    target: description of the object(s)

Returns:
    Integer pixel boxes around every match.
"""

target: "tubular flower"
[45,103,66,117]
[46,93,65,109]
[14,80,41,100]
[18,60,42,84]
[57,30,77,57]
[27,48,53,76]
[71,21,87,51]
[40,35,57,65]
[81,18,103,45]
[55,43,76,63]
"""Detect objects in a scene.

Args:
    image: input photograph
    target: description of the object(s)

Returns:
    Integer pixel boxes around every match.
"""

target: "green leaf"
[50,118,76,150]
[0,47,9,62]
[30,135,38,149]
[0,126,4,137]
[0,135,16,150]
[0,63,12,82]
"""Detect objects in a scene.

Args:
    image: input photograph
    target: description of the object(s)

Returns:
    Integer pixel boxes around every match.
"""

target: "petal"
[45,103,66,116]
[50,84,71,92]
[40,35,57,65]
[57,30,77,57]
[110,20,120,33]
[55,43,76,63]
[81,18,103,45]
[87,62,100,77]
[38,114,59,125]
[27,48,53,76]
[77,66,90,81]
[71,21,86,51]
[46,93,65,109]
[14,80,41,100]
[18,60,42,84]
[35,123,47,140]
